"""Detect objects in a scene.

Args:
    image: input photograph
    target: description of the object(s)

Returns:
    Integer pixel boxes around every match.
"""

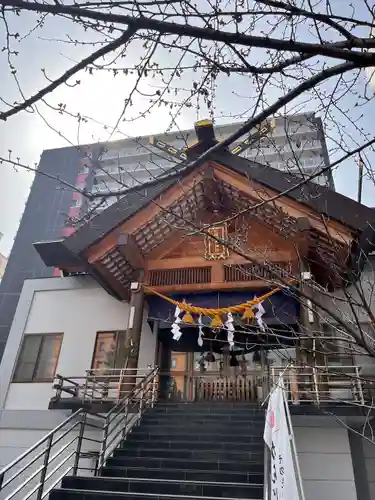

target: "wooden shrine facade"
[35,159,370,301]
[34,119,375,408]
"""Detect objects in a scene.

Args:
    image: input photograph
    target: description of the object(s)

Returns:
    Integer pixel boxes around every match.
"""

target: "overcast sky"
[0,3,375,257]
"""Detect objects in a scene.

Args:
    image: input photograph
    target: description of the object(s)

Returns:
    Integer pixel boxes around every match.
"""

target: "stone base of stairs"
[49,402,265,500]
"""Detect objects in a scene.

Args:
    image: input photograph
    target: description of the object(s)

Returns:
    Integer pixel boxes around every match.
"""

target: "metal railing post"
[55,376,63,402]
[138,381,145,424]
[118,369,124,403]
[83,371,89,402]
[36,434,53,500]
[355,366,365,405]
[73,412,87,476]
[122,399,129,441]
[99,417,109,470]
[151,373,157,408]
[312,365,320,405]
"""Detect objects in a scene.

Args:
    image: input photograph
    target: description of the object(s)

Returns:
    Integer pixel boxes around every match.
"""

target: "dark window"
[92,331,126,370]
[13,334,63,382]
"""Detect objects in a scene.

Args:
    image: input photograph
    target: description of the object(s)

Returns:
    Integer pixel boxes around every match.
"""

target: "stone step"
[129,430,264,443]
[142,413,265,423]
[133,421,264,436]
[106,456,264,474]
[137,422,264,434]
[113,446,263,462]
[100,466,263,485]
[155,402,261,408]
[151,404,264,414]
[50,489,262,500]
[123,438,263,452]
[60,475,263,499]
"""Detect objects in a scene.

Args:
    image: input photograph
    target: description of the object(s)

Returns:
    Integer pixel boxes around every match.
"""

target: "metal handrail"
[0,366,159,500]
[270,364,365,405]
[52,368,155,404]
[97,367,159,468]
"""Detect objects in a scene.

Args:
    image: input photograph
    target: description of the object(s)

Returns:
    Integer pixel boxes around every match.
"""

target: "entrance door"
[159,347,194,400]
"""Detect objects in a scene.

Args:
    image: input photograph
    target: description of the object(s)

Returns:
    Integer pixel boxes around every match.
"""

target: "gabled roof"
[214,151,374,232]
[55,151,375,256]
[33,126,375,298]
[66,176,178,254]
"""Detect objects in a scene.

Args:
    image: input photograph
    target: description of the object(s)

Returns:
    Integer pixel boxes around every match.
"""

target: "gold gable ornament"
[204,223,230,261]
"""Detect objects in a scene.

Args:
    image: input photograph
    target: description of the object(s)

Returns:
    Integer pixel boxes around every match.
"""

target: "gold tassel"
[242,307,254,323]
[210,315,223,328]
[182,311,195,324]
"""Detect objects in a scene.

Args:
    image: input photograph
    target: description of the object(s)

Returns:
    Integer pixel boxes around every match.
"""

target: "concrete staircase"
[50,402,265,500]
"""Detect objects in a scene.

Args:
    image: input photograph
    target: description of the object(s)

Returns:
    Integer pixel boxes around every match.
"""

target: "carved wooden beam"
[202,168,223,212]
[117,233,145,270]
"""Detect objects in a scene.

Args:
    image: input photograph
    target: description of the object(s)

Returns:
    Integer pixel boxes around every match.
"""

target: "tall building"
[88,112,333,214]
[0,112,332,359]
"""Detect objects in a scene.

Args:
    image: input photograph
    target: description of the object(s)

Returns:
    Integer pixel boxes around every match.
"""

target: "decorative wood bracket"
[116,233,145,270]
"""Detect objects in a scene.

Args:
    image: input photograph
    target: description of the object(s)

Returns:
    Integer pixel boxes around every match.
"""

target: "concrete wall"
[0,411,102,500]
[0,275,156,494]
[364,439,375,500]
[354,428,375,500]
[0,275,155,410]
[293,416,357,500]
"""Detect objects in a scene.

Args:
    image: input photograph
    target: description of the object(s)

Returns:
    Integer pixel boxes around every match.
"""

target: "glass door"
[159,349,194,401]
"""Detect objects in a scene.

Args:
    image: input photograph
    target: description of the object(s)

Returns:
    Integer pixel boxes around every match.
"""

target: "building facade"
[0,276,368,500]
[0,119,373,500]
[90,112,333,214]
[0,113,333,360]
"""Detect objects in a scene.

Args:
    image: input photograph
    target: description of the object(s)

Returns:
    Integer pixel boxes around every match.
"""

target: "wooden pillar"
[119,281,145,396]
[125,281,145,370]
[296,218,326,402]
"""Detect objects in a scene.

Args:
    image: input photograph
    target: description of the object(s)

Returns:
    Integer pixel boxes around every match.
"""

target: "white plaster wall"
[138,312,157,369]
[293,418,357,500]
[4,284,130,410]
[1,276,156,411]
[0,276,157,498]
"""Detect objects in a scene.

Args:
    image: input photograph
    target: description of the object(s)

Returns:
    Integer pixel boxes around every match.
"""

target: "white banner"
[264,380,300,500]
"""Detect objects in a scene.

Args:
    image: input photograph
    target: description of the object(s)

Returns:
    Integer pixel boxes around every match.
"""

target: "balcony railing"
[271,364,365,406]
[189,364,366,406]
[50,368,158,410]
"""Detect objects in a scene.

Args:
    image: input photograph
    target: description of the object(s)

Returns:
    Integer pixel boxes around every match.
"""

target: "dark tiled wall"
[0,147,85,359]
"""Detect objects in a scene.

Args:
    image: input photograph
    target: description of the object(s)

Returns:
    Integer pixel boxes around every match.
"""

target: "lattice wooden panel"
[196,377,256,402]
[224,262,291,282]
[100,249,133,285]
[147,266,211,287]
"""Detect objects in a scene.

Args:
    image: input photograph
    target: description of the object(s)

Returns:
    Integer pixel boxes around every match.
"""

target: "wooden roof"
[34,127,375,300]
